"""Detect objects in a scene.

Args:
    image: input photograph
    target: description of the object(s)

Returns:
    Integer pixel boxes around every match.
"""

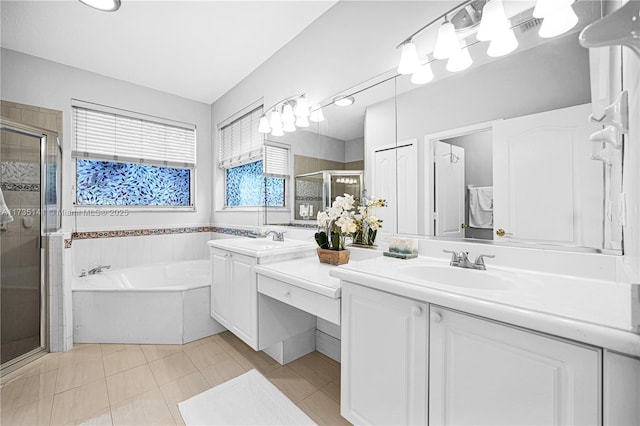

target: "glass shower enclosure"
[0,118,61,371]
[294,170,364,221]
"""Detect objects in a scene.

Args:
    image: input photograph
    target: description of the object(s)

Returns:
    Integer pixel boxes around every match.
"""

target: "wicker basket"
[316,248,350,265]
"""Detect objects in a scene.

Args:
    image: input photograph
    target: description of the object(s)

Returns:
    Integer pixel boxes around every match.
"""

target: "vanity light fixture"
[433,20,460,59]
[281,103,295,124]
[411,61,435,85]
[78,0,121,12]
[397,41,421,74]
[333,96,355,107]
[446,46,473,72]
[258,116,271,134]
[258,94,322,137]
[537,3,579,38]
[309,104,325,122]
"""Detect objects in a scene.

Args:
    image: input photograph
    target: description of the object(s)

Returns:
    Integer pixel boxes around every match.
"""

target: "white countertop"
[330,256,640,357]
[208,238,316,258]
[255,257,341,298]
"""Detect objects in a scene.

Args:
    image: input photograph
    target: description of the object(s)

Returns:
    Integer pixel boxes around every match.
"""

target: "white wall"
[345,137,365,163]
[270,130,347,163]
[1,48,213,232]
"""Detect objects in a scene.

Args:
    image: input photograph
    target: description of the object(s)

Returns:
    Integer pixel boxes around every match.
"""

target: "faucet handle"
[443,249,460,264]
[473,254,495,269]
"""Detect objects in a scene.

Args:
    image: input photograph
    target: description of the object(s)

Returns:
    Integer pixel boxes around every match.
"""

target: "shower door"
[0,120,59,368]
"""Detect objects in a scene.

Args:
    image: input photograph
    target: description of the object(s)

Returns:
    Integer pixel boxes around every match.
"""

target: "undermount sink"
[398,263,515,291]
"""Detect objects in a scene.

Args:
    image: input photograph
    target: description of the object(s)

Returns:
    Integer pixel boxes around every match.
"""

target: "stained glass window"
[76,159,191,206]
[225,160,285,207]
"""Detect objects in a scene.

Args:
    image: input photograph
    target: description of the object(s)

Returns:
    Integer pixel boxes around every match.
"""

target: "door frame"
[423,120,501,236]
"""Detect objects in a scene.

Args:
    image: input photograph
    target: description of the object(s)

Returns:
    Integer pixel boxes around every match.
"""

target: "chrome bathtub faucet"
[88,265,111,275]
[266,231,285,242]
[443,250,495,270]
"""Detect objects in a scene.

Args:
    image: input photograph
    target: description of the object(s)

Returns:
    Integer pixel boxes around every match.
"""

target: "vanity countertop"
[208,238,316,258]
[255,257,341,298]
[330,256,640,357]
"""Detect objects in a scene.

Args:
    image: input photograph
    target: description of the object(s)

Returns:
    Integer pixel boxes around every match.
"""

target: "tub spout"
[88,265,111,275]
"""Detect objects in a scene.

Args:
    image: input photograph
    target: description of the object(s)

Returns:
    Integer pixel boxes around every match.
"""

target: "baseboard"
[316,329,341,362]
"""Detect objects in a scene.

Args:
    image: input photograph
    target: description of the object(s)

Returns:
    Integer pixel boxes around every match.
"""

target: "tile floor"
[0,332,350,425]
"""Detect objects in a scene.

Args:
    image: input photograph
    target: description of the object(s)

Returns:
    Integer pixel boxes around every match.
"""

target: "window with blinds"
[218,107,263,169]
[263,144,290,178]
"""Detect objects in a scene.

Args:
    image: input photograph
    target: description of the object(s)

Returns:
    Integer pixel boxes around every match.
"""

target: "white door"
[397,141,418,234]
[372,147,397,234]
[341,283,428,425]
[429,307,601,426]
[229,254,258,349]
[210,248,230,327]
[493,103,603,246]
[434,141,465,238]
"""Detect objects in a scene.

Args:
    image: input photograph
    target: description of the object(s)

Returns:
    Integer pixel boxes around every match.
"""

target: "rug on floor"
[178,369,317,425]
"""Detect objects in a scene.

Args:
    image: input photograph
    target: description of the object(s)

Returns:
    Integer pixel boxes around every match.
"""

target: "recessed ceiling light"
[78,0,121,12]
[333,96,355,107]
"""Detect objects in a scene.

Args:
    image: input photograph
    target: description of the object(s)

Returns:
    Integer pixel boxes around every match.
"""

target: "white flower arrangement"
[315,193,357,251]
[353,196,387,246]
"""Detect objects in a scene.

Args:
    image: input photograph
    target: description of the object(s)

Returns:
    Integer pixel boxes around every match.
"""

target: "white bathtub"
[72,260,225,344]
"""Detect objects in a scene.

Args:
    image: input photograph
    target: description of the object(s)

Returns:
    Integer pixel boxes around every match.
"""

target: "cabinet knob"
[412,306,423,316]
[225,253,231,258]
[431,312,442,323]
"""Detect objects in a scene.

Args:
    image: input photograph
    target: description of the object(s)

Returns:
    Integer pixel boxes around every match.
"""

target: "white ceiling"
[0,0,337,104]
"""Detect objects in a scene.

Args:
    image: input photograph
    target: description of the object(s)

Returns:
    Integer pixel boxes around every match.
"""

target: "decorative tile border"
[64,239,72,249]
[1,182,40,192]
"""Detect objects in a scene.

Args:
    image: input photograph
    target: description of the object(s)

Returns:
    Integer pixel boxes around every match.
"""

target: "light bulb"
[397,41,421,74]
[533,0,574,18]
[538,4,578,38]
[281,103,295,124]
[269,110,283,130]
[309,105,324,122]
[295,115,310,128]
[283,121,296,132]
[433,21,460,59]
[411,62,434,85]
[477,0,510,42]
[294,96,310,117]
[258,115,271,134]
[446,47,472,72]
[487,28,518,57]
[271,127,284,137]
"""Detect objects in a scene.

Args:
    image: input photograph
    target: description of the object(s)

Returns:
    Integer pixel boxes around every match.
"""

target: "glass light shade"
[281,103,295,124]
[477,0,510,42]
[446,47,472,72]
[533,0,573,18]
[433,22,460,59]
[294,96,310,117]
[487,28,518,57]
[283,121,296,132]
[271,127,284,137]
[411,62,434,85]
[295,115,310,128]
[309,105,324,122]
[538,5,579,38]
[269,110,283,130]
[333,96,355,107]
[258,116,271,133]
[78,0,121,11]
[397,42,421,74]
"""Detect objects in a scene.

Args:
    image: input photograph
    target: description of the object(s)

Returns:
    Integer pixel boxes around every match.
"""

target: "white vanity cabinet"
[341,282,603,426]
[210,247,258,348]
[341,283,428,425]
[429,307,601,426]
[603,351,640,426]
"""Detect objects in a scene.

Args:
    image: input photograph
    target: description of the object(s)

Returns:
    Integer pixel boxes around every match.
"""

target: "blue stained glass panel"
[226,160,285,207]
[76,159,191,206]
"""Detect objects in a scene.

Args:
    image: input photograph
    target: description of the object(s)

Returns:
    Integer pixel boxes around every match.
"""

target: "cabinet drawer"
[257,275,340,325]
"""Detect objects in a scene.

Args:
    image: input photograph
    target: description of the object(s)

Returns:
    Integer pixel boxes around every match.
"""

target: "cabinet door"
[229,254,258,349]
[429,307,601,426]
[604,351,640,426]
[341,282,428,425]
[210,249,230,327]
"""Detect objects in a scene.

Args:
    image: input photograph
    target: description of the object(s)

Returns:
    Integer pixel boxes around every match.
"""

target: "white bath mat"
[178,369,317,425]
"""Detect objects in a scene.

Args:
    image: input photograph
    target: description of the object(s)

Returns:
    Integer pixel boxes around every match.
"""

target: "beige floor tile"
[159,371,209,425]
[148,352,197,386]
[140,344,182,363]
[214,332,252,353]
[298,390,351,426]
[71,344,103,357]
[181,336,212,351]
[0,369,57,410]
[101,344,133,356]
[183,340,227,371]
[227,347,280,375]
[199,355,248,387]
[55,359,105,394]
[288,351,340,388]
[321,378,341,403]
[110,388,175,426]
[265,366,318,403]
[106,364,158,405]
[0,395,53,425]
[69,407,113,426]
[57,350,103,369]
[1,353,60,384]
[103,346,147,377]
[50,379,110,425]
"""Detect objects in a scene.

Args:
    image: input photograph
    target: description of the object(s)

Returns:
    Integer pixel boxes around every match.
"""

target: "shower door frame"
[0,118,60,374]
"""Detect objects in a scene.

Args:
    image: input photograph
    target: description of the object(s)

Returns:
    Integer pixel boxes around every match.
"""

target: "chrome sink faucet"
[88,265,111,275]
[443,250,495,270]
[266,231,285,242]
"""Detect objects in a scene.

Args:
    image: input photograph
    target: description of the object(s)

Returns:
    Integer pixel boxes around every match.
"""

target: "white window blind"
[72,103,196,168]
[263,144,290,178]
[219,107,264,169]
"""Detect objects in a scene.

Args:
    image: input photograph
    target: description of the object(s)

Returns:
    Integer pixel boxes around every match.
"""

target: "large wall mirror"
[267,0,623,254]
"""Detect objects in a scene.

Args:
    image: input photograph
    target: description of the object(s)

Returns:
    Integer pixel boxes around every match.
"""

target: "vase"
[316,248,350,265]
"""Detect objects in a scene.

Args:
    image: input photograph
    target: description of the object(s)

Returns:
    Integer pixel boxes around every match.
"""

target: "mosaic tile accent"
[64,239,72,249]
[295,196,323,202]
[225,160,285,207]
[76,159,191,206]
[1,161,40,185]
[1,182,40,192]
